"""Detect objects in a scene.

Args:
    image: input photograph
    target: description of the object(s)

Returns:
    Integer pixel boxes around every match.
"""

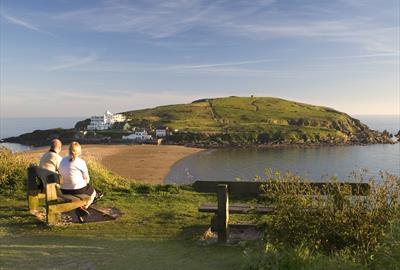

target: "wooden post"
[217,184,229,243]
[27,166,38,213]
[47,205,60,225]
[28,194,39,213]
[45,183,59,225]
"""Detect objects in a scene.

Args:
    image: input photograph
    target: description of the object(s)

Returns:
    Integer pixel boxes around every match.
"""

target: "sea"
[165,115,400,183]
[0,117,83,152]
[1,115,399,183]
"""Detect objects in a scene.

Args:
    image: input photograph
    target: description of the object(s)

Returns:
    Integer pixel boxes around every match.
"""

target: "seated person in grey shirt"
[39,139,62,172]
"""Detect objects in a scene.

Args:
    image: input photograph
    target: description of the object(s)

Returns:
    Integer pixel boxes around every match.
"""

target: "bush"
[0,148,30,194]
[155,184,180,194]
[258,171,400,264]
[242,244,365,270]
[370,219,400,269]
[133,183,156,194]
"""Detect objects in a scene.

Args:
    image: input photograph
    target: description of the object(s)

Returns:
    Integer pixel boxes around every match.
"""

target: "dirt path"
[23,144,203,184]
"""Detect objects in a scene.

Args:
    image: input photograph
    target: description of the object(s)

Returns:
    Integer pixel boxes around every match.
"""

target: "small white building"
[122,131,153,141]
[156,128,167,138]
[87,110,126,130]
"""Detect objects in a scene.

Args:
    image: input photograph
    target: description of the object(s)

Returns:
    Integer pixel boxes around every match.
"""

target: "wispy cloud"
[168,59,280,70]
[1,13,51,35]
[53,0,275,38]
[311,52,400,60]
[47,54,97,71]
[51,0,398,53]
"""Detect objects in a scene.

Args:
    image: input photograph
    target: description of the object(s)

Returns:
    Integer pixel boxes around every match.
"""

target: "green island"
[1,148,399,269]
[3,96,395,147]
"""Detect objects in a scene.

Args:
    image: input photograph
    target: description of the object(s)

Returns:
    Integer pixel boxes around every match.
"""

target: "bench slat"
[57,194,81,202]
[73,194,91,200]
[193,181,370,195]
[199,203,275,214]
[200,203,252,214]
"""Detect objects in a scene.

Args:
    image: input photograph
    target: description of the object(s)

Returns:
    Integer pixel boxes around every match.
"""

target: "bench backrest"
[193,180,371,196]
[27,165,62,202]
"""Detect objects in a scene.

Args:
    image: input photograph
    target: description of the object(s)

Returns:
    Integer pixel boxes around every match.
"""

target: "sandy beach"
[23,144,203,184]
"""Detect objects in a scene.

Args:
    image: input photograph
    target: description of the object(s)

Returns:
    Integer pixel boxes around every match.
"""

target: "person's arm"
[55,155,62,172]
[81,160,90,184]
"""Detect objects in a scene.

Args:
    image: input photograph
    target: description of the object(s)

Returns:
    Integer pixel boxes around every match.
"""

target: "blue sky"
[0,0,399,117]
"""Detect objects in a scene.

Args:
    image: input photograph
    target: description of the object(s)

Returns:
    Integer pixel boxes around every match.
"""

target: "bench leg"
[47,205,60,225]
[217,184,229,243]
[28,195,40,213]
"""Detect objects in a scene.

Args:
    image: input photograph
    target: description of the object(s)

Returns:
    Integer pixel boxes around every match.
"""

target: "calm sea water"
[1,115,399,182]
[0,117,83,152]
[0,117,83,139]
[166,115,400,184]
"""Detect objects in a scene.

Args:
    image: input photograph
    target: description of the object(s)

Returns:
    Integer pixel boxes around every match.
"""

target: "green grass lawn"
[1,149,398,270]
[0,191,247,270]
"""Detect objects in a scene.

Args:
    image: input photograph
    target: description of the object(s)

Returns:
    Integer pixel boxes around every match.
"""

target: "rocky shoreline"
[2,128,397,149]
[180,137,398,149]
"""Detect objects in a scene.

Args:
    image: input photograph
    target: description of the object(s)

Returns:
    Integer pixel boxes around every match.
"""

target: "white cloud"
[50,0,398,53]
[1,13,51,35]
[47,54,97,71]
[168,59,280,69]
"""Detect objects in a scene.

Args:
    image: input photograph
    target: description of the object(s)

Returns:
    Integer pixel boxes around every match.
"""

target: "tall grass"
[0,148,30,195]
[243,170,400,269]
[242,220,400,270]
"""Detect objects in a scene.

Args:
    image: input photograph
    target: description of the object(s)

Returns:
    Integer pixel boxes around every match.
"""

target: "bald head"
[50,139,62,154]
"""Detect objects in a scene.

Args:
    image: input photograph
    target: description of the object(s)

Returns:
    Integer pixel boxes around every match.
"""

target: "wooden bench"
[27,165,91,225]
[193,180,370,243]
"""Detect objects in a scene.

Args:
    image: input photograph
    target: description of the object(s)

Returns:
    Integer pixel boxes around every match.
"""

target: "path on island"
[24,144,203,184]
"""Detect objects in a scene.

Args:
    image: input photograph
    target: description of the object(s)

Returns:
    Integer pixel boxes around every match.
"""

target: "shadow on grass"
[178,224,210,241]
[0,234,244,270]
[0,206,48,233]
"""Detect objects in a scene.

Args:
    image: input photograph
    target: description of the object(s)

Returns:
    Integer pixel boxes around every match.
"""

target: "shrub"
[242,244,365,270]
[0,148,30,194]
[133,183,156,194]
[155,184,180,194]
[370,219,400,269]
[258,171,400,263]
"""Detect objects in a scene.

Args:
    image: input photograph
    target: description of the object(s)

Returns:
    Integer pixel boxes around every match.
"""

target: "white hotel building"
[87,110,126,130]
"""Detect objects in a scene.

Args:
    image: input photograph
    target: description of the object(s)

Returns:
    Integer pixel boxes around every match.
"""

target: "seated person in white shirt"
[59,141,97,222]
[39,139,62,172]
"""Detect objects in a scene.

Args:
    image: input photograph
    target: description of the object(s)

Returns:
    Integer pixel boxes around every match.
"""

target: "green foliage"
[256,171,400,265]
[370,220,400,269]
[132,183,156,194]
[242,244,365,270]
[0,148,30,195]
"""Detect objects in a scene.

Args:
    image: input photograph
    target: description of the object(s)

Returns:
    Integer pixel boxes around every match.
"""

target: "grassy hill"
[4,96,392,147]
[123,96,388,145]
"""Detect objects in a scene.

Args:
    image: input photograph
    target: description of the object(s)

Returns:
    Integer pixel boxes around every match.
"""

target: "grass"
[0,148,247,269]
[1,148,399,269]
[0,190,246,269]
[123,96,365,138]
